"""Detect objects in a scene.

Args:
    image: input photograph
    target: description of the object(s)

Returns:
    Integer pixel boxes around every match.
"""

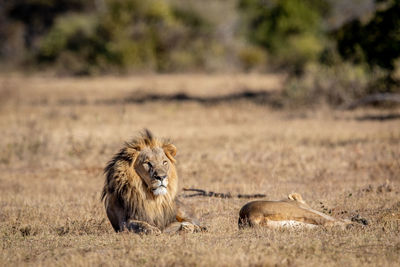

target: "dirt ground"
[0,74,399,266]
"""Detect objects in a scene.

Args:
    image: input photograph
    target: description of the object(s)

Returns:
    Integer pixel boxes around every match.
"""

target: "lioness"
[101,129,204,234]
[238,193,352,229]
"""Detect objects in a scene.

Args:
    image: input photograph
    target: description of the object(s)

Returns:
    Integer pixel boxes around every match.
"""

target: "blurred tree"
[5,0,93,49]
[238,0,331,74]
[336,0,400,71]
[335,0,400,91]
[35,0,216,74]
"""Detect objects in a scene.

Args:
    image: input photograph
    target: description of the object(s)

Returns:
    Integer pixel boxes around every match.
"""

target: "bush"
[35,0,222,74]
[334,0,400,91]
[6,0,92,46]
[238,0,330,73]
[282,62,389,107]
[238,45,267,71]
[37,14,100,75]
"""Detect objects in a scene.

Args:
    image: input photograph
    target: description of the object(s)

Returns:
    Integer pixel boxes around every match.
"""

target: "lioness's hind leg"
[126,220,161,235]
[239,214,264,228]
[249,214,264,227]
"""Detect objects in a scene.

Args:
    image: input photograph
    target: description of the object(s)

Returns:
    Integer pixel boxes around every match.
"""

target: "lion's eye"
[146,162,152,168]
[163,160,168,166]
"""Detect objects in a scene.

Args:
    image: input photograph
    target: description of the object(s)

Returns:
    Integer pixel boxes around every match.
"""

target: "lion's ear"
[124,144,140,165]
[125,144,140,156]
[163,143,177,158]
[126,147,137,156]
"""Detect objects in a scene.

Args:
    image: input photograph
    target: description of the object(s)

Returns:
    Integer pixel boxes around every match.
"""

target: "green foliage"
[334,0,400,92]
[39,15,97,60]
[34,0,219,74]
[238,0,329,73]
[336,0,400,71]
[37,14,110,75]
[238,45,267,71]
[6,0,92,48]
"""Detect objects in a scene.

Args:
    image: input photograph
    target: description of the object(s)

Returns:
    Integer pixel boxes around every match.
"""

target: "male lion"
[101,129,203,234]
[238,193,352,229]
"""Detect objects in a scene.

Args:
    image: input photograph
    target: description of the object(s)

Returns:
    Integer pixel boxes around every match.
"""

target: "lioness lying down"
[238,193,352,229]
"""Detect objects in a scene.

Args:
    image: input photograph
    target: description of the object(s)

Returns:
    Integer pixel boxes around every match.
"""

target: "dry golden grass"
[0,74,399,266]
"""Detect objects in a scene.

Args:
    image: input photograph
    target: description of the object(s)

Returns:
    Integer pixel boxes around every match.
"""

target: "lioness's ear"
[288,193,305,203]
[163,143,177,158]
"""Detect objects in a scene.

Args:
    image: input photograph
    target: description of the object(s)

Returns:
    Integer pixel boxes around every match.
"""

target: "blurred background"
[0,0,399,107]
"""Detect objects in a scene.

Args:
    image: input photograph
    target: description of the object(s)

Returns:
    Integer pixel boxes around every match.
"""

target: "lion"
[238,193,353,229]
[101,129,204,234]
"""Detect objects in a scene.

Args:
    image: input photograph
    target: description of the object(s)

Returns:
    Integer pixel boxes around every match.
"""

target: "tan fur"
[238,193,352,229]
[101,129,202,234]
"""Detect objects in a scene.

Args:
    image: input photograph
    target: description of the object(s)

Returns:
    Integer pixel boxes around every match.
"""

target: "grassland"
[0,74,399,266]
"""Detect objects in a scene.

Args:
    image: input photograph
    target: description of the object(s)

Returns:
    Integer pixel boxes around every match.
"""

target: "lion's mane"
[101,130,178,230]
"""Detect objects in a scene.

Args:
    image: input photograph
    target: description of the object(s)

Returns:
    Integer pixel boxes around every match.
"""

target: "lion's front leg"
[125,219,162,235]
[164,199,206,233]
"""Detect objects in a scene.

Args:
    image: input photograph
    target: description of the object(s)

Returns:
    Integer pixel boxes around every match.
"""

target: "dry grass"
[0,74,399,266]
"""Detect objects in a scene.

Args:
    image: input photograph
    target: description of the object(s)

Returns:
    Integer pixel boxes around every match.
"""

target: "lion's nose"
[154,175,167,181]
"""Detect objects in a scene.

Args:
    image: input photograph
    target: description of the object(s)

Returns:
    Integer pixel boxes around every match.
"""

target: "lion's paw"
[145,227,162,235]
[127,221,162,235]
[180,222,206,233]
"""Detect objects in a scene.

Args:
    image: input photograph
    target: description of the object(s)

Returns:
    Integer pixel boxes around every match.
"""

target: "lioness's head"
[134,144,177,196]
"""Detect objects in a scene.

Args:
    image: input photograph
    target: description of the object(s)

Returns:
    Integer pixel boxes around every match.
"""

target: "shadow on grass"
[98,90,281,106]
[355,113,400,121]
[50,90,282,107]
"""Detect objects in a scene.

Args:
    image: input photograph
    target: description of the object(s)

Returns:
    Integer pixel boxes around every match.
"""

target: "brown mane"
[101,129,178,230]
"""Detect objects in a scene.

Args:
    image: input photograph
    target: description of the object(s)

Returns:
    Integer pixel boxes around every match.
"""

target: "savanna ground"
[0,73,399,266]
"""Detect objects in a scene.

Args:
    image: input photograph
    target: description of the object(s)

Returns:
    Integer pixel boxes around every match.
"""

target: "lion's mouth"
[152,179,168,188]
[152,186,168,196]
[152,184,166,190]
[150,178,168,195]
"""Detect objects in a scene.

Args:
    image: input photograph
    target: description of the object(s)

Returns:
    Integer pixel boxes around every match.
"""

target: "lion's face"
[135,146,175,196]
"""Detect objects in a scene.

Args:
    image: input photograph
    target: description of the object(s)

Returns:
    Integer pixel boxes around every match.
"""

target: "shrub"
[335,0,400,91]
[282,62,389,107]
[35,0,220,74]
[238,45,267,71]
[238,0,330,73]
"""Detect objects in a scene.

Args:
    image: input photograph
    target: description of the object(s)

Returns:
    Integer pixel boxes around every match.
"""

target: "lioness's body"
[238,193,351,229]
[101,130,203,234]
